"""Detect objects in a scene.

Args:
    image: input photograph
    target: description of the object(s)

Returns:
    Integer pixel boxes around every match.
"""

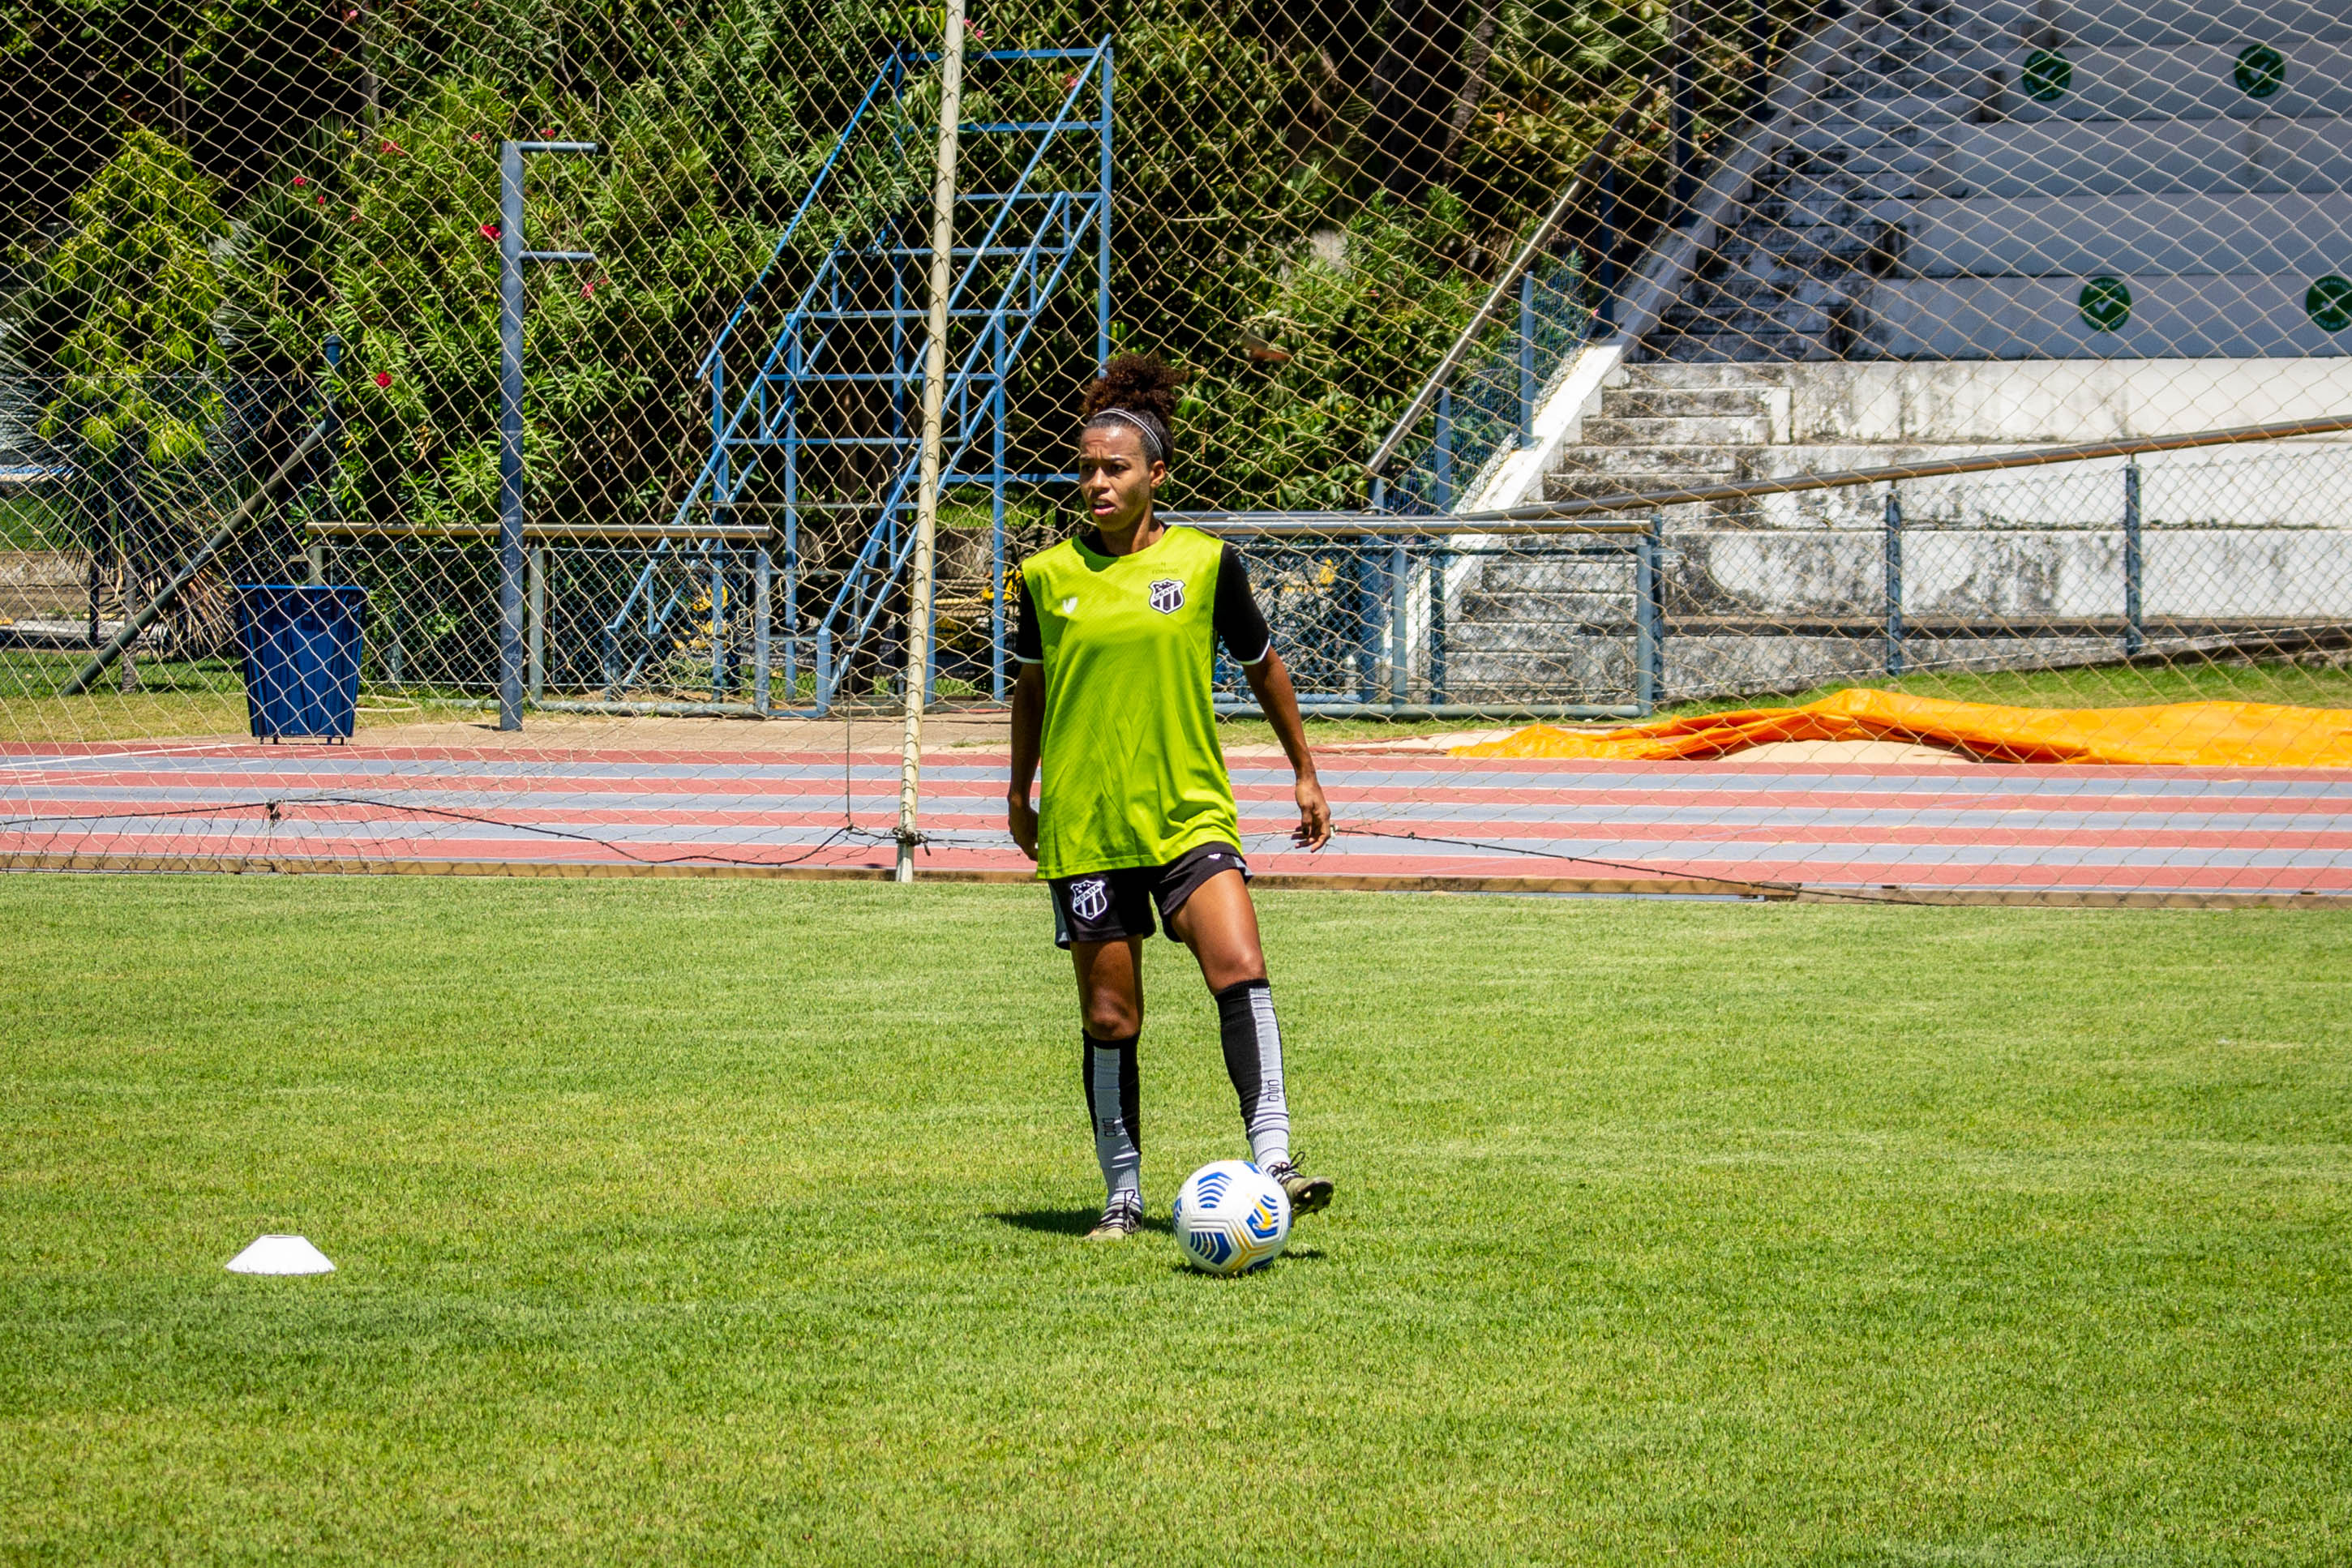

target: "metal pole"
[709,542,727,696]
[1382,545,1401,705]
[1098,44,1113,371]
[527,544,546,702]
[1429,545,1449,703]
[784,505,799,705]
[2123,461,2144,656]
[1517,270,1537,448]
[1634,525,1656,714]
[785,332,801,706]
[1884,486,1905,677]
[494,139,595,732]
[896,0,966,884]
[1434,387,1454,510]
[497,141,527,730]
[754,545,773,715]
[992,314,1008,704]
[386,572,405,686]
[1647,516,1668,705]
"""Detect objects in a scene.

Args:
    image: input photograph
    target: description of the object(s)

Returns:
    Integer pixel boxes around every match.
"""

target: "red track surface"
[5,741,2350,898]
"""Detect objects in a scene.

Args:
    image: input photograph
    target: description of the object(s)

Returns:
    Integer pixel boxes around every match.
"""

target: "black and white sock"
[1082,1032,1142,1206]
[1215,979,1292,1169]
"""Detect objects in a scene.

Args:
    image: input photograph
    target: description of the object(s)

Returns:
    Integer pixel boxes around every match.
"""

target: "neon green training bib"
[1020,525,1240,879]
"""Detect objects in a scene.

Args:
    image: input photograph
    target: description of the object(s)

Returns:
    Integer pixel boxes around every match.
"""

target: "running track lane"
[3,743,2350,897]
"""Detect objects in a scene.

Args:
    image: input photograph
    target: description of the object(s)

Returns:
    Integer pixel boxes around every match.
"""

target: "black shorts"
[1047,842,1251,949]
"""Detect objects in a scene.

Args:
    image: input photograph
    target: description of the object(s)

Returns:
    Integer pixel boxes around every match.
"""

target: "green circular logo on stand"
[2234,43,2286,98]
[2079,276,2132,331]
[2023,48,2072,101]
[2308,274,2352,331]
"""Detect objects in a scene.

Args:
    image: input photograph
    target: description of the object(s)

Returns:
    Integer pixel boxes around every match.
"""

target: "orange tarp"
[1452,688,2352,767]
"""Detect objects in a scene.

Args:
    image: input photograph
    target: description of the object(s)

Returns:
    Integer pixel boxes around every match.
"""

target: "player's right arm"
[1007,576,1044,860]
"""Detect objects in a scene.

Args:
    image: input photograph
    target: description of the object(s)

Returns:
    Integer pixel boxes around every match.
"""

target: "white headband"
[1086,407,1167,463]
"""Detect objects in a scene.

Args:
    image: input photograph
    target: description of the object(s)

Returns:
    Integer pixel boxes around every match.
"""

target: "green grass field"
[2,876,2347,1562]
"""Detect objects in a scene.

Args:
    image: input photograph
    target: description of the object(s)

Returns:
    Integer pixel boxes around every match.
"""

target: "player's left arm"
[1216,545,1330,851]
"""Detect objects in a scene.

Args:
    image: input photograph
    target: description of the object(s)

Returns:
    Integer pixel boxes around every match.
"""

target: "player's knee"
[1200,945,1266,993]
[1082,999,1140,1039]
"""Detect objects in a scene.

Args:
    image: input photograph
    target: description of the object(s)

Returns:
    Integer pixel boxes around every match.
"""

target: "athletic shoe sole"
[1283,1175,1335,1217]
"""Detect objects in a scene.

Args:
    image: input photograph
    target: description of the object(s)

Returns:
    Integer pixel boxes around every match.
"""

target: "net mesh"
[3,0,2348,902]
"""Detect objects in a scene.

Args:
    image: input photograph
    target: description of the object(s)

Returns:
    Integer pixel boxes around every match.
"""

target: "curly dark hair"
[1081,353,1183,422]
[1079,353,1183,463]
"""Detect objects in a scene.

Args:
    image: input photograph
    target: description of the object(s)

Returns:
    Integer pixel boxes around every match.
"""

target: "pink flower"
[315,193,327,204]
[469,132,482,142]
[380,139,400,154]
[581,278,601,297]
[291,175,309,187]
[374,371,392,388]
[481,222,501,240]
[964,17,983,36]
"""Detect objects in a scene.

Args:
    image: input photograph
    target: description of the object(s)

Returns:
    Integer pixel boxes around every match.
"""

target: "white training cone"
[225,1235,336,1275]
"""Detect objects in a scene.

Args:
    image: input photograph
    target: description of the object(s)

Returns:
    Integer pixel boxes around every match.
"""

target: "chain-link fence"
[3,0,2348,901]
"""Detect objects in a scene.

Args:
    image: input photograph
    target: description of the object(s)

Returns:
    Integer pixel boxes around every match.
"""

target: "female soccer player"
[1006,355,1337,1240]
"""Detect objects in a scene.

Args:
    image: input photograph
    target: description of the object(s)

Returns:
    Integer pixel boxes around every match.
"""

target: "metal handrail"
[1362,84,1656,479]
[1453,414,2352,523]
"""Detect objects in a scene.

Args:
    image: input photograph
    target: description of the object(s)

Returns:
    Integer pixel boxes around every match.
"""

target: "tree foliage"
[4,0,1716,519]
[30,127,227,462]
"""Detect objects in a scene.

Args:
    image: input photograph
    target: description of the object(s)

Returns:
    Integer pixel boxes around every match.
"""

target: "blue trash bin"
[235,584,368,743]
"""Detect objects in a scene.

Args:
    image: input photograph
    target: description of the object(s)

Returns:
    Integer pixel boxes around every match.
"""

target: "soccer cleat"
[1086,1195,1144,1240]
[1262,1158,1333,1218]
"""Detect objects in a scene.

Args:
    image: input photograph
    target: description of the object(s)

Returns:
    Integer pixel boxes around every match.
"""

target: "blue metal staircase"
[604,39,1112,713]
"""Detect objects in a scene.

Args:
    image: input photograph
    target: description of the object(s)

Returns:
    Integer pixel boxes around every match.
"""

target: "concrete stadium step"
[1544,470,1734,502]
[1576,415,1778,448]
[1924,118,2352,196]
[1549,438,1749,472]
[1869,272,2352,356]
[1549,443,1749,478]
[1613,364,1793,389]
[1716,190,2352,278]
[1600,388,1780,418]
[1897,191,2352,276]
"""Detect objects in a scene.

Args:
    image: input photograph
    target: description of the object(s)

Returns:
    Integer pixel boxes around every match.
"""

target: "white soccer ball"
[1172,1159,1292,1275]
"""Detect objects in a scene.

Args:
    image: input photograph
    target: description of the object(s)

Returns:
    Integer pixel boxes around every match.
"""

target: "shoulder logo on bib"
[1059,597,1078,616]
[1147,578,1185,615]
